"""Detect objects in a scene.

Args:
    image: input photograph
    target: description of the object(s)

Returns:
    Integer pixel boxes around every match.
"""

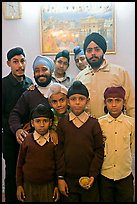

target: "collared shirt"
[98,112,135,180]
[33,130,50,146]
[36,81,54,98]
[52,72,74,88]
[69,111,89,128]
[75,59,135,118]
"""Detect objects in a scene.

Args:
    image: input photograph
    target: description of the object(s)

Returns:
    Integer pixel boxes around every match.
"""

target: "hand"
[86,176,94,189]
[58,179,69,197]
[27,85,35,91]
[53,187,60,202]
[49,129,58,145]
[16,129,28,144]
[17,185,25,202]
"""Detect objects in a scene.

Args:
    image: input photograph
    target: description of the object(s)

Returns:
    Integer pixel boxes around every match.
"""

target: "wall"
[2,2,135,86]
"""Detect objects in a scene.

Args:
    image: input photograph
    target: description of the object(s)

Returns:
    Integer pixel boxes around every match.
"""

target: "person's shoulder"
[24,76,33,83]
[89,115,98,122]
[98,114,108,124]
[76,65,90,78]
[109,62,126,71]
[123,114,134,123]
[2,73,10,81]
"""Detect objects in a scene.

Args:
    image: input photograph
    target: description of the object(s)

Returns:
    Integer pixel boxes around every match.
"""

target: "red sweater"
[16,133,57,186]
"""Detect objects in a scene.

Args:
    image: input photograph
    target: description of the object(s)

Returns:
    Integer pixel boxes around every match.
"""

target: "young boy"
[73,46,88,71]
[98,86,135,202]
[47,83,69,131]
[56,80,104,202]
[52,50,74,88]
[16,103,60,202]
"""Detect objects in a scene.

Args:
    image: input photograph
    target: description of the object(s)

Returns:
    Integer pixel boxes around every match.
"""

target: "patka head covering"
[47,83,68,99]
[73,46,84,59]
[32,55,55,73]
[104,86,126,100]
[55,50,70,63]
[7,47,25,61]
[31,103,54,120]
[83,32,107,54]
[68,80,89,98]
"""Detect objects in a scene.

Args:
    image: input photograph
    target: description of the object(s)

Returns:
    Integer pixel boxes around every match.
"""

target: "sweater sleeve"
[89,119,104,178]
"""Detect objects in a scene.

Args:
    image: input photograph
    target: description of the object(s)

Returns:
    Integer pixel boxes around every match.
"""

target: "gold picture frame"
[40,2,116,55]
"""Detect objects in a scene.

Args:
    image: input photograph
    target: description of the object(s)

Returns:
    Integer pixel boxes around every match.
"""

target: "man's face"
[7,55,26,79]
[34,64,52,87]
[85,41,104,69]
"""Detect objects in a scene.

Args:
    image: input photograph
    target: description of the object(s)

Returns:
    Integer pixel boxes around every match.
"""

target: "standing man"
[52,50,74,88]
[2,47,33,202]
[76,32,135,118]
[9,55,55,145]
[73,46,88,71]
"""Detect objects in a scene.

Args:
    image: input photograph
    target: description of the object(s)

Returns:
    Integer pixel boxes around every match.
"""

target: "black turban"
[55,50,70,63]
[83,32,107,54]
[7,47,25,61]
[68,80,89,98]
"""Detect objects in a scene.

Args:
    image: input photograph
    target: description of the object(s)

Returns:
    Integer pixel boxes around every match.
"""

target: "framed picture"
[40,2,115,55]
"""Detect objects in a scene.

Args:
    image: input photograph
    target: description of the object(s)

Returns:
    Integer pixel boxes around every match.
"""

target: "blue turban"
[73,46,84,59]
[32,55,55,73]
[83,32,107,54]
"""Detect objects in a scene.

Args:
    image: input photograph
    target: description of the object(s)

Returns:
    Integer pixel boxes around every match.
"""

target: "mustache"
[89,56,99,60]
[36,75,48,79]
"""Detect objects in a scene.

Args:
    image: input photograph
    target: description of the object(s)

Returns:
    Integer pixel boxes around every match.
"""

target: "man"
[76,32,135,118]
[73,46,88,71]
[2,47,33,202]
[52,50,74,88]
[9,55,55,145]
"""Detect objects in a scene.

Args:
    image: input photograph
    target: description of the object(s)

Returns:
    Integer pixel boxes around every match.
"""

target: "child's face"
[49,93,68,115]
[68,94,89,116]
[105,97,125,118]
[54,56,69,75]
[31,117,52,135]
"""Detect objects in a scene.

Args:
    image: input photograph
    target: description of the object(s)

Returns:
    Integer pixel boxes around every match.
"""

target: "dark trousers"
[3,134,20,203]
[61,177,100,202]
[99,173,134,202]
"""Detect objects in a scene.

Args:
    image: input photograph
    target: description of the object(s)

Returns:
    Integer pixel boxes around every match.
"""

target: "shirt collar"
[69,111,89,123]
[106,112,124,123]
[52,72,71,81]
[33,130,50,142]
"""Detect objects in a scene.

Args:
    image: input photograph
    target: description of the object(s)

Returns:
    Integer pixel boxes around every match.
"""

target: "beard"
[34,75,52,87]
[86,55,104,69]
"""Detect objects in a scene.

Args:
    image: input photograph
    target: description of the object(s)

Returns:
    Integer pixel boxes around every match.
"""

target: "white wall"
[2,2,135,86]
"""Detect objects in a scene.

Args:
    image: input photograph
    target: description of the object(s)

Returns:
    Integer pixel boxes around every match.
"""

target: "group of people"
[2,32,135,202]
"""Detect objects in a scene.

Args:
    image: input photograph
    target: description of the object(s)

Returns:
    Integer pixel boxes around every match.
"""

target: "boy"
[56,80,104,202]
[98,86,135,202]
[47,83,69,131]
[2,47,33,202]
[52,50,74,88]
[16,103,60,202]
[73,46,88,71]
